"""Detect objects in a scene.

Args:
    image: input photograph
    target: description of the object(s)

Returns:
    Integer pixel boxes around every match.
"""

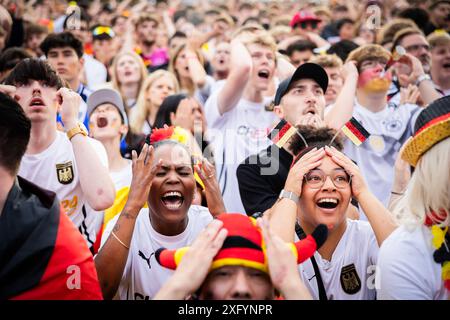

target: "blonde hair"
[169,43,204,96]
[130,70,179,134]
[240,32,277,54]
[427,31,450,49]
[309,54,343,69]
[110,50,148,109]
[376,18,417,46]
[393,138,450,228]
[346,44,391,69]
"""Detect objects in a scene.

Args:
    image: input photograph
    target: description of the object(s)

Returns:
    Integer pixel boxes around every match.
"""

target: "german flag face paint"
[358,66,392,93]
[267,119,299,148]
[341,117,371,146]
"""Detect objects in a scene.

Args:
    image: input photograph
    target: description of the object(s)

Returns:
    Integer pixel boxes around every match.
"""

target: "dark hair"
[0,92,31,174]
[336,18,354,32]
[153,93,189,129]
[4,58,64,89]
[40,32,84,58]
[326,40,359,62]
[286,40,317,57]
[169,31,187,45]
[62,7,90,30]
[0,47,32,74]
[24,23,48,42]
[397,8,429,33]
[111,14,127,27]
[290,125,343,164]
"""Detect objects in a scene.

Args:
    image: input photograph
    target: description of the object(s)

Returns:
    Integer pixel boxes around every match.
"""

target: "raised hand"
[57,87,81,130]
[258,216,312,300]
[195,158,226,217]
[154,219,228,300]
[324,146,368,200]
[284,147,325,197]
[125,144,161,213]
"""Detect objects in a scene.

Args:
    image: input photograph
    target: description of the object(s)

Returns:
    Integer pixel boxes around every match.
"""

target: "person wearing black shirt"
[237,63,329,215]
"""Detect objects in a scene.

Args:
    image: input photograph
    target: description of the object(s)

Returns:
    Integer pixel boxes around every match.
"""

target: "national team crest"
[56,161,74,185]
[340,264,361,294]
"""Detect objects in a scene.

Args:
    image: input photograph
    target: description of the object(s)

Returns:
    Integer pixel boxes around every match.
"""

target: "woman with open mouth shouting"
[268,129,397,300]
[94,140,215,300]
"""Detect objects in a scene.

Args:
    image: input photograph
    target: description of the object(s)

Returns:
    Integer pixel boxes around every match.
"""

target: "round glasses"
[304,169,351,189]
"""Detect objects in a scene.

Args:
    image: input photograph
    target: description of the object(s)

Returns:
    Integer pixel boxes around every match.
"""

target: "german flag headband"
[155,213,328,274]
[402,96,450,167]
[330,117,371,147]
[267,119,308,149]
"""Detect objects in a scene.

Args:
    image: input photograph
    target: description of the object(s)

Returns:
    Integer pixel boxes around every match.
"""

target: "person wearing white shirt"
[204,32,279,213]
[377,96,450,300]
[4,58,115,250]
[95,140,213,299]
[269,129,397,300]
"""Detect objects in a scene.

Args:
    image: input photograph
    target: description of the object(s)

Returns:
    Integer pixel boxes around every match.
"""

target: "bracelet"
[111,231,130,250]
[391,191,404,196]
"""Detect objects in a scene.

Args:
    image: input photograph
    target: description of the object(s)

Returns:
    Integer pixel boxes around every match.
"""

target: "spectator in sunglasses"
[91,25,119,68]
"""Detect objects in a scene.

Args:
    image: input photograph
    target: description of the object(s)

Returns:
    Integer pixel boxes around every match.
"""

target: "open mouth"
[304,107,316,115]
[258,69,270,79]
[161,191,184,210]
[316,198,339,210]
[97,116,108,128]
[443,63,450,69]
[124,71,132,77]
[29,97,45,107]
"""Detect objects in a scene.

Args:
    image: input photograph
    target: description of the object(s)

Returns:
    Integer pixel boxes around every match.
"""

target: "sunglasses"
[93,26,115,38]
[304,169,351,189]
[295,21,319,30]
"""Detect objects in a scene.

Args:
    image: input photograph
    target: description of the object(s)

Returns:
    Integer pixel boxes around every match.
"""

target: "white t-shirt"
[340,99,421,215]
[204,91,277,213]
[101,205,213,300]
[18,131,109,248]
[377,224,448,300]
[110,161,133,191]
[298,219,379,300]
[84,54,108,90]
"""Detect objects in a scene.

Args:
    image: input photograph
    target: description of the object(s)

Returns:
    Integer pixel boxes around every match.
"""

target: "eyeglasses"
[303,169,351,189]
[93,26,115,38]
[295,21,318,30]
[359,58,387,71]
[404,44,430,53]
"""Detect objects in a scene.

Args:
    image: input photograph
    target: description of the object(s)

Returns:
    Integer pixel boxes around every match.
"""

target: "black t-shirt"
[237,145,293,216]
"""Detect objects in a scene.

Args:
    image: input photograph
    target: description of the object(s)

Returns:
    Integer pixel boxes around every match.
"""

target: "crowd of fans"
[0,0,449,301]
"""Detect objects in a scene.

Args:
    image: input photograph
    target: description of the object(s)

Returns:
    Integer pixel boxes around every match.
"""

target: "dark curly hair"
[290,125,343,164]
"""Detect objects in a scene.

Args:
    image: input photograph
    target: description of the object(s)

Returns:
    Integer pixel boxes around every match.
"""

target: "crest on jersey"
[340,263,361,294]
[56,161,74,185]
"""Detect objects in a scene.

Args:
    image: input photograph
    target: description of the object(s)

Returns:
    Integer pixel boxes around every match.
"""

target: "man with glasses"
[392,28,432,74]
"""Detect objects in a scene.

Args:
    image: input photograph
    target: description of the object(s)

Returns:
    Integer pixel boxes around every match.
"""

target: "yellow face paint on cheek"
[358,68,392,93]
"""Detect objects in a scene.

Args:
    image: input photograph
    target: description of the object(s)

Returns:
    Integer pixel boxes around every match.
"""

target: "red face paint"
[358,66,392,93]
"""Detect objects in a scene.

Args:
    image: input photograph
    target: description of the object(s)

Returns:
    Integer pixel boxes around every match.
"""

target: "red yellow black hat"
[155,213,328,274]
[402,96,450,167]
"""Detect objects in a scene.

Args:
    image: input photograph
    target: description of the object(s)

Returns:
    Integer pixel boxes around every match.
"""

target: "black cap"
[274,63,328,106]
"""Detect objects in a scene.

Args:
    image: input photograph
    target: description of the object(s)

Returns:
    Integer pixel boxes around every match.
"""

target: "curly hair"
[290,125,343,164]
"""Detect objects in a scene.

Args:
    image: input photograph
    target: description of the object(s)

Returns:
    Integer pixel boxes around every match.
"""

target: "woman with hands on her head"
[154,214,323,300]
[269,129,397,300]
[95,139,215,300]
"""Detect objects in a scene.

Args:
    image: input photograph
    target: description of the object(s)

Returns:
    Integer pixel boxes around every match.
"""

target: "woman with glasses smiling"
[268,127,397,300]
